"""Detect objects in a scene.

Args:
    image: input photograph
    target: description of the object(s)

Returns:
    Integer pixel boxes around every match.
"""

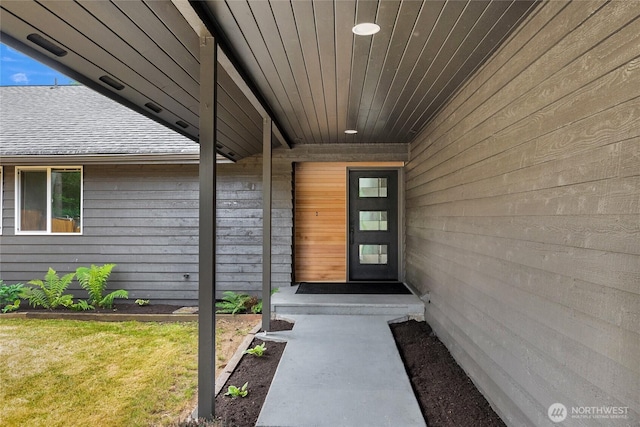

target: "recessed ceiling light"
[344,129,358,135]
[352,23,380,36]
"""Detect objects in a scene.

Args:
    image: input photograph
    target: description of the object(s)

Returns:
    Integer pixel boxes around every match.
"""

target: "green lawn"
[0,319,199,427]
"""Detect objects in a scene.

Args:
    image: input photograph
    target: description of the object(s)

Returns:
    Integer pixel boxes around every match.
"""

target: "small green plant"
[243,342,266,357]
[70,300,95,311]
[2,300,21,313]
[76,264,128,309]
[0,281,24,313]
[244,295,259,311]
[216,291,250,314]
[23,268,76,309]
[135,299,150,306]
[224,382,248,398]
[251,300,262,314]
[250,288,278,314]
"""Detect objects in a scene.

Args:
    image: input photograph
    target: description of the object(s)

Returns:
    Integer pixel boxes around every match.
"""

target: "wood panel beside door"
[294,162,403,282]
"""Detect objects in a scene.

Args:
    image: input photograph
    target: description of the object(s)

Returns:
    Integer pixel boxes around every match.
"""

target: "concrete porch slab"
[271,284,425,319]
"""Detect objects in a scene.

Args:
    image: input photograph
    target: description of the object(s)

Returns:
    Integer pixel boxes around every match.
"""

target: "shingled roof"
[0,85,199,157]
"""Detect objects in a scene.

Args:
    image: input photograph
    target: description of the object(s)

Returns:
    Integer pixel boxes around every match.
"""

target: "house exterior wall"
[0,160,293,304]
[405,2,640,426]
[213,144,408,294]
[0,143,409,305]
[216,155,293,298]
[0,164,199,304]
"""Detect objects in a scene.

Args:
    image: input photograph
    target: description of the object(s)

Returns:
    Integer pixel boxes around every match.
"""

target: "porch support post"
[262,117,273,332]
[198,34,217,420]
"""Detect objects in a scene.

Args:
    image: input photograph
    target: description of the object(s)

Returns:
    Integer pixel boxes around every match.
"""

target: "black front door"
[348,170,399,281]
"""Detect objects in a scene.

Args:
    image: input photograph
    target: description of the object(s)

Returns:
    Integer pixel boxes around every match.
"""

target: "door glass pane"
[359,244,388,264]
[359,177,387,197]
[20,170,47,231]
[51,169,81,233]
[359,211,388,231]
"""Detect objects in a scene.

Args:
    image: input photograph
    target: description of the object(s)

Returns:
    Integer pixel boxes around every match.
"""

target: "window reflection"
[359,244,388,264]
[358,177,387,198]
[359,211,388,231]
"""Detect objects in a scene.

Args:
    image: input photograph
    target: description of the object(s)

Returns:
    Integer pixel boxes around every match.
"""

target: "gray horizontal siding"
[405,2,640,426]
[216,154,293,296]
[0,164,199,304]
[0,158,294,304]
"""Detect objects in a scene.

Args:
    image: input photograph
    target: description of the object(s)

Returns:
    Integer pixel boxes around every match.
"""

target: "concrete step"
[271,286,425,318]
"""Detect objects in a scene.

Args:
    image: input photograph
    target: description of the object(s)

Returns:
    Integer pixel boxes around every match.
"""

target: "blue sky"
[1,43,75,86]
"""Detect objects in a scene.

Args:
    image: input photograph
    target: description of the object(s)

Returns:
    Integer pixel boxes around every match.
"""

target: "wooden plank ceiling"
[197,0,539,144]
[0,0,539,152]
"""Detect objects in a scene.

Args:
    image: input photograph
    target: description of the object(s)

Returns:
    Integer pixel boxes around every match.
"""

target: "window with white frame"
[16,166,82,234]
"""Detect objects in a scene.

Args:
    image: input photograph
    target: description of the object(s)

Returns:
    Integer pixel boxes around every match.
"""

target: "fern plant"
[23,268,75,309]
[250,288,278,314]
[75,263,128,309]
[251,300,262,314]
[70,300,95,311]
[216,291,250,314]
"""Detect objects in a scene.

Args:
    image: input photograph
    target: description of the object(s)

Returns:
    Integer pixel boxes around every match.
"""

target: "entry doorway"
[348,170,399,281]
[294,162,403,283]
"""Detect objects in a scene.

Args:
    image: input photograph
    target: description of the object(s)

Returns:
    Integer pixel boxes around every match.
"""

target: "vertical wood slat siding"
[294,161,403,282]
[405,2,640,426]
[0,160,294,303]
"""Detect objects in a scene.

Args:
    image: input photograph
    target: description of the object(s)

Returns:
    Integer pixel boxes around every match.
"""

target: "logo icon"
[548,403,567,423]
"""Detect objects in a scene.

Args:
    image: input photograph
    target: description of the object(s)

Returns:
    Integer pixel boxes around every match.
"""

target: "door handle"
[350,227,354,245]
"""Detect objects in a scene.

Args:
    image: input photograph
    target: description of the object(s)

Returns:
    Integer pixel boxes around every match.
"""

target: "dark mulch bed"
[390,320,505,427]
[204,319,504,427]
[213,320,293,427]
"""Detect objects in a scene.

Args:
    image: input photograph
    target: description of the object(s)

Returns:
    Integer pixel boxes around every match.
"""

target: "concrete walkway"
[255,314,426,427]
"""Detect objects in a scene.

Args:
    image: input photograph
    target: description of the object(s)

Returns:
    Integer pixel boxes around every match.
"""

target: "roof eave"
[0,152,227,166]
